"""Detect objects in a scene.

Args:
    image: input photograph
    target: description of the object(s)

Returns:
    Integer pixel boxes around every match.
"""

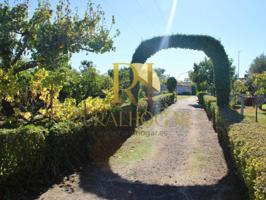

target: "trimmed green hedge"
[0,125,47,184]
[152,93,176,113]
[0,93,176,198]
[137,93,177,115]
[198,93,266,200]
[0,122,90,185]
[197,91,208,105]
[0,122,134,199]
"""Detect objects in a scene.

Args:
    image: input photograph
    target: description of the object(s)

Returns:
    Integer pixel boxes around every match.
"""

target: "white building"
[176,80,193,94]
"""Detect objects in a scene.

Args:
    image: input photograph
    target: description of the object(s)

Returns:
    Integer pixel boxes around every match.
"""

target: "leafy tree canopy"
[154,67,169,84]
[249,54,266,75]
[0,0,118,120]
[0,0,119,74]
[233,80,248,95]
[166,77,177,93]
[189,58,214,93]
[189,57,236,95]
[253,71,266,95]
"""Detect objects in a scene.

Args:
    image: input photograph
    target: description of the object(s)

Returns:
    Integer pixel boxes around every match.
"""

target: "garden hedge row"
[197,91,208,105]
[198,93,266,200]
[151,93,177,113]
[137,93,176,115]
[0,93,177,198]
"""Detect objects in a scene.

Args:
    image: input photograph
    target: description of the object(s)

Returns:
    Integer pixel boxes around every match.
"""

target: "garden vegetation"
[198,92,266,200]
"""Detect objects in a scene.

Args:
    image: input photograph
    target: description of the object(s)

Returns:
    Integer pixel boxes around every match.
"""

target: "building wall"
[176,85,192,94]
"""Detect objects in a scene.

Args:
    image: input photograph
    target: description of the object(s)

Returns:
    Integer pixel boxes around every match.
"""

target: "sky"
[8,0,266,80]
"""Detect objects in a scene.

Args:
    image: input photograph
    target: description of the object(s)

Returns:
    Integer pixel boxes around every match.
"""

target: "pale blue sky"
[8,0,266,80]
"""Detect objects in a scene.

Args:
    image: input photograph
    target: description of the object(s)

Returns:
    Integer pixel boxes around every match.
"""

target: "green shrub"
[0,93,175,195]
[44,121,90,176]
[137,98,148,114]
[152,93,176,114]
[0,94,176,197]
[197,91,208,105]
[199,93,266,200]
[203,95,217,118]
[228,123,266,200]
[0,125,47,184]
[166,77,177,93]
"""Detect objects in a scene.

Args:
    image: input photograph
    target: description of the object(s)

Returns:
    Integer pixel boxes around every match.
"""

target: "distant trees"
[107,66,170,100]
[154,68,169,84]
[253,71,266,96]
[240,54,266,97]
[230,54,266,116]
[60,61,113,103]
[249,54,266,75]
[233,80,248,95]
[189,58,215,94]
[166,77,177,93]
[189,57,236,95]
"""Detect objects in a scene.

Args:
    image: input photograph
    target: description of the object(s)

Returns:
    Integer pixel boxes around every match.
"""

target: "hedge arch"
[131,34,231,107]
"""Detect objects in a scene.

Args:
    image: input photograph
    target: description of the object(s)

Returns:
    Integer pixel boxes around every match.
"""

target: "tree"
[253,71,266,96]
[108,67,131,90]
[252,71,266,121]
[0,0,119,118]
[249,54,266,75]
[189,58,214,94]
[59,61,113,103]
[154,68,169,84]
[166,77,177,93]
[0,0,119,74]
[233,80,248,95]
[79,62,112,99]
[189,57,236,95]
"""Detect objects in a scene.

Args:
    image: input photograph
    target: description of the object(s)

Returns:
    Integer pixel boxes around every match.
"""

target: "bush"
[228,123,266,200]
[137,98,148,114]
[137,93,176,115]
[0,125,47,184]
[152,93,176,113]
[166,77,177,93]
[43,121,91,176]
[198,93,266,200]
[197,91,208,105]
[203,95,217,117]
[0,93,176,197]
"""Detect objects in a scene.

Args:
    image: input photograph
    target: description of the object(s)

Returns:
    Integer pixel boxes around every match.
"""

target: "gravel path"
[38,96,246,200]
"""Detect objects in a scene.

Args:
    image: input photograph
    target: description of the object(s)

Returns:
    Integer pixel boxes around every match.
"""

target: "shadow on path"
[78,103,248,200]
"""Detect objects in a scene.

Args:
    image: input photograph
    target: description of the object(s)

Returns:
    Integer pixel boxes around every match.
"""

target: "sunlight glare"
[159,0,178,49]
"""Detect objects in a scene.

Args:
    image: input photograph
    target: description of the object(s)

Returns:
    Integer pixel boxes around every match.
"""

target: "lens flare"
[159,0,178,49]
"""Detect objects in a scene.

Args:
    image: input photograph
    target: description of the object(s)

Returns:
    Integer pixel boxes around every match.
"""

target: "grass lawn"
[236,105,266,125]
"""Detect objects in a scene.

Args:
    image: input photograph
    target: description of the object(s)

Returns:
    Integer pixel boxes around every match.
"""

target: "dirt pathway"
[38,96,246,200]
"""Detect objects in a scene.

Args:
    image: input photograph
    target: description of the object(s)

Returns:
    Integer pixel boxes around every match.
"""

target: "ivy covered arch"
[131,34,231,107]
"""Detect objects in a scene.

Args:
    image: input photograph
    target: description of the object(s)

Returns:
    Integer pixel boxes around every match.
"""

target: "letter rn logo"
[112,63,161,105]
